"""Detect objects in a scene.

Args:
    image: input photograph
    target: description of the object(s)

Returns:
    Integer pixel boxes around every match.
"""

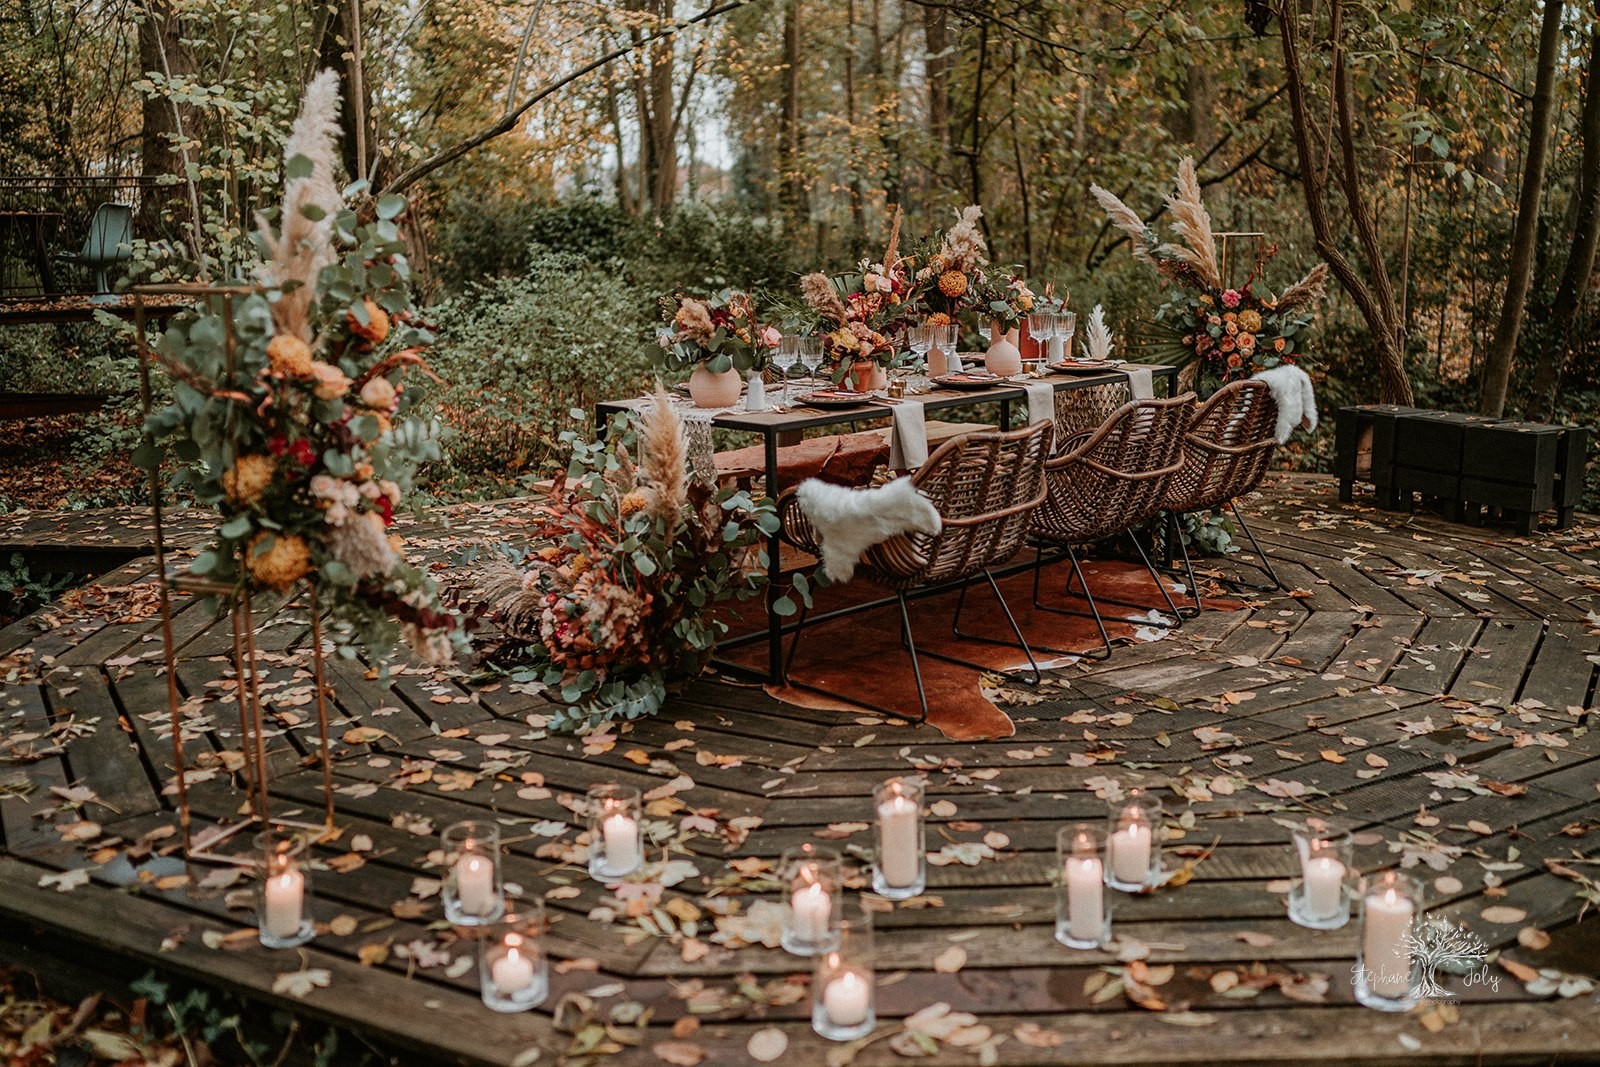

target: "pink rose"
[1221,289,1242,309]
[760,325,781,348]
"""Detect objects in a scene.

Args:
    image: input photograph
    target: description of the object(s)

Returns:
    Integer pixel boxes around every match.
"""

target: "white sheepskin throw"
[1251,364,1319,444]
[796,476,942,583]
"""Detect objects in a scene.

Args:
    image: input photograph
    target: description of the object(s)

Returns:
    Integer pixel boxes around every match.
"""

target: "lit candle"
[263,866,304,940]
[878,792,921,888]
[1363,888,1415,998]
[491,938,535,996]
[1110,816,1152,886]
[791,881,832,943]
[455,853,496,916]
[822,970,870,1028]
[1066,854,1104,943]
[1303,855,1345,922]
[602,811,640,874]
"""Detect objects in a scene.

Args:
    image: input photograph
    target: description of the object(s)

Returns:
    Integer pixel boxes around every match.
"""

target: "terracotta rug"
[720,553,1239,740]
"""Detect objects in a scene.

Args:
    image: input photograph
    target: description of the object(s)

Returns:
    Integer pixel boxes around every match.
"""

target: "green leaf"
[285,154,313,180]
[376,193,407,220]
[220,515,253,539]
[771,596,797,617]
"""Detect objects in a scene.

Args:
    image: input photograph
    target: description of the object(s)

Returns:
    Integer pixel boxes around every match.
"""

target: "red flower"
[267,434,289,456]
[288,439,315,467]
[375,495,394,526]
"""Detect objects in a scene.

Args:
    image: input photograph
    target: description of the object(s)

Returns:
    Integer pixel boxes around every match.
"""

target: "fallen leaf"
[652,1041,706,1065]
[1517,927,1551,951]
[747,1028,788,1062]
[1481,905,1527,924]
[272,968,331,999]
[934,945,967,973]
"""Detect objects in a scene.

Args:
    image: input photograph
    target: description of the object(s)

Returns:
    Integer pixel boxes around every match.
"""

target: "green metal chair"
[57,202,133,300]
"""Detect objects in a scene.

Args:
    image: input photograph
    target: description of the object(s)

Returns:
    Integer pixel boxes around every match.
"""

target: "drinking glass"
[908,325,934,371]
[798,337,823,388]
[1026,313,1055,373]
[773,335,801,404]
[1056,311,1077,364]
[936,324,961,374]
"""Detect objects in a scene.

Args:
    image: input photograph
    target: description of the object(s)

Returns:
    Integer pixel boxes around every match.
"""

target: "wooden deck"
[1,473,1598,1066]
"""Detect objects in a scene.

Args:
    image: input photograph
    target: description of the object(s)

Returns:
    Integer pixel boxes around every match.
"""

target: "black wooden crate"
[1335,404,1421,504]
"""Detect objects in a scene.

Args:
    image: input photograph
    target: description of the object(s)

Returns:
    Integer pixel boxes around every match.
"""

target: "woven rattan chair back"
[1163,380,1278,513]
[1053,382,1132,440]
[1032,394,1194,546]
[863,420,1053,589]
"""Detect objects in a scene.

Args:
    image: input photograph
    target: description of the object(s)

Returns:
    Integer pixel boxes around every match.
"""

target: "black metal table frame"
[597,366,1177,684]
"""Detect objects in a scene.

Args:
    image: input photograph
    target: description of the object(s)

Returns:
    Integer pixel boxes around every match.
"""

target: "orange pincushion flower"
[222,454,274,506]
[937,270,968,298]
[925,312,953,326]
[245,532,312,591]
[348,299,390,345]
[619,488,649,517]
[266,335,313,377]
[1238,309,1262,332]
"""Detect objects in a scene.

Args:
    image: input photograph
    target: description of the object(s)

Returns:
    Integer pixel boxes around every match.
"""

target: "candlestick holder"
[781,844,842,956]
[443,820,504,926]
[1355,870,1423,1012]
[255,829,314,949]
[1105,792,1163,892]
[872,777,925,899]
[1287,817,1353,930]
[478,906,549,1013]
[586,784,644,880]
[812,903,875,1041]
[1056,824,1113,949]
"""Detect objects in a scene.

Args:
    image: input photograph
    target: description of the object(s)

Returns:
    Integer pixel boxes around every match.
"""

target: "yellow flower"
[245,532,312,591]
[222,454,274,506]
[266,335,313,377]
[937,270,968,298]
[925,312,953,326]
[1238,309,1263,332]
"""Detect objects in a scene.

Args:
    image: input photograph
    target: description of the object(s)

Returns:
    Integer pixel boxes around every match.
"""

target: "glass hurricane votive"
[443,819,504,926]
[1105,792,1163,892]
[1287,817,1353,930]
[872,778,925,899]
[587,784,644,880]
[478,905,549,1013]
[1355,870,1423,1012]
[255,829,314,949]
[781,844,842,956]
[812,903,875,1042]
[1056,824,1113,949]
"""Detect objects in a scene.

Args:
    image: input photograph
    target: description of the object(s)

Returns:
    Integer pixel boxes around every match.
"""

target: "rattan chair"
[776,420,1054,723]
[1162,380,1282,611]
[1029,394,1194,659]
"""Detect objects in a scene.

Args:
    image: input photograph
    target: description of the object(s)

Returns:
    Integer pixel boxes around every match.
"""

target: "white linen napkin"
[1022,380,1055,426]
[1123,365,1155,399]
[887,401,929,470]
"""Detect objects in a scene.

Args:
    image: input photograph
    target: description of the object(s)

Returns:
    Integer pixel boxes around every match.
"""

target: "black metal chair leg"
[897,592,930,723]
[1029,544,1115,660]
[1168,512,1204,618]
[984,568,1041,684]
[781,594,812,684]
[1129,534,1184,629]
[945,570,1044,685]
[1229,501,1283,591]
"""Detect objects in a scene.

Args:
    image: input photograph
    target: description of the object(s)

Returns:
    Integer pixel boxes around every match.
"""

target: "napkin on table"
[1123,365,1155,399]
[1022,380,1055,427]
[887,401,929,470]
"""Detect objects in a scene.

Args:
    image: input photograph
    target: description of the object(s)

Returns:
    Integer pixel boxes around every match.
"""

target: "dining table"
[597,363,1178,684]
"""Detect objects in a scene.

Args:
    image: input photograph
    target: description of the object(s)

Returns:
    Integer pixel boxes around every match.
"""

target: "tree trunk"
[924,2,949,153]
[1478,0,1564,417]
[137,0,191,183]
[1528,28,1600,421]
[314,1,374,184]
[604,69,636,215]
[647,0,679,217]
[777,0,805,222]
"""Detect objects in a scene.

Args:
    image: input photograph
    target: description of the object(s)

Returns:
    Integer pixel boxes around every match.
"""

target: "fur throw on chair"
[1250,364,1318,444]
[796,476,942,583]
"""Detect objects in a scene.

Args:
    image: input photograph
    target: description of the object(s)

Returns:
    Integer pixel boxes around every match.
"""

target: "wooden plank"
[48,669,163,819]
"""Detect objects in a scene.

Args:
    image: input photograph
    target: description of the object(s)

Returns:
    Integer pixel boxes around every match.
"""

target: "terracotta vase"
[845,361,888,392]
[688,366,742,408]
[984,319,1023,377]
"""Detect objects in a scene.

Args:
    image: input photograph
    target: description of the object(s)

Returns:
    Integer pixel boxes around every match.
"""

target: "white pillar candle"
[1110,820,1152,885]
[822,970,870,1028]
[1303,855,1345,921]
[1362,888,1415,998]
[792,881,833,942]
[491,942,535,996]
[455,853,496,916]
[264,867,304,940]
[1067,856,1105,942]
[1047,336,1066,362]
[602,811,641,873]
[878,794,920,888]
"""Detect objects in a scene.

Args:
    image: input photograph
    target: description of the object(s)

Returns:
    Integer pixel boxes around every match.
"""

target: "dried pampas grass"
[1089,184,1152,264]
[639,390,688,528]
[477,556,545,637]
[882,204,903,271]
[258,69,345,341]
[1081,304,1115,362]
[801,272,849,325]
[1161,157,1222,291]
[941,205,988,271]
[1275,262,1330,314]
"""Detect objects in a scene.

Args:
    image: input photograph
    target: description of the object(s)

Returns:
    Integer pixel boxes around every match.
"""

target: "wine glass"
[797,337,823,390]
[908,325,934,372]
[937,324,961,375]
[1026,313,1054,374]
[773,335,801,405]
[1056,311,1077,364]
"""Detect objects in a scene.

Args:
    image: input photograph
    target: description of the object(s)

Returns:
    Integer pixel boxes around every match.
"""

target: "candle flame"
[505,932,524,949]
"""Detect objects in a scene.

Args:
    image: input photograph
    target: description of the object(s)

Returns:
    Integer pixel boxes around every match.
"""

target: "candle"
[1303,855,1345,921]
[822,970,870,1028]
[455,853,496,916]
[491,939,535,996]
[1066,856,1104,943]
[263,867,304,940]
[602,811,640,874]
[878,793,920,888]
[1362,888,1415,998]
[791,881,832,943]
[1110,818,1152,885]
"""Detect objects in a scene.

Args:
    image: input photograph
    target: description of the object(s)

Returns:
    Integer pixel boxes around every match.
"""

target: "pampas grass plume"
[640,390,688,528]
[801,272,849,325]
[258,69,345,340]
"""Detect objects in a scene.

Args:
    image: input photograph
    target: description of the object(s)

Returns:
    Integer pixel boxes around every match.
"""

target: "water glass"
[774,335,801,403]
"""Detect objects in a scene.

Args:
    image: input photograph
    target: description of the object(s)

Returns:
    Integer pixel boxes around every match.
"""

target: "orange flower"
[926,312,953,326]
[1220,336,1237,353]
[348,299,390,345]
[1226,353,1242,368]
[1238,332,1257,351]
[937,270,969,298]
[266,335,313,377]
[1273,337,1287,352]
[222,454,274,506]
[245,532,312,591]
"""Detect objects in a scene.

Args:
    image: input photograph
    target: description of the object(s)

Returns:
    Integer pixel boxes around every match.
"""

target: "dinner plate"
[1046,361,1119,375]
[932,373,1004,391]
[797,390,874,409]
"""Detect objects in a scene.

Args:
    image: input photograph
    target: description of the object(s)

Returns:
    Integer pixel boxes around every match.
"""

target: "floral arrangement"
[910,205,989,324]
[800,208,915,376]
[974,272,1037,330]
[654,289,776,375]
[1091,157,1328,388]
[476,396,779,733]
[141,72,464,666]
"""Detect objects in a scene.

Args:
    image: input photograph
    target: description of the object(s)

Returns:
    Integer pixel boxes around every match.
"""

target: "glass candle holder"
[255,829,314,949]
[1056,824,1113,949]
[1105,792,1163,892]
[587,784,644,880]
[872,778,925,899]
[478,905,549,1013]
[781,844,842,956]
[1355,871,1423,1012]
[443,820,504,926]
[812,903,875,1042]
[1287,817,1353,930]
